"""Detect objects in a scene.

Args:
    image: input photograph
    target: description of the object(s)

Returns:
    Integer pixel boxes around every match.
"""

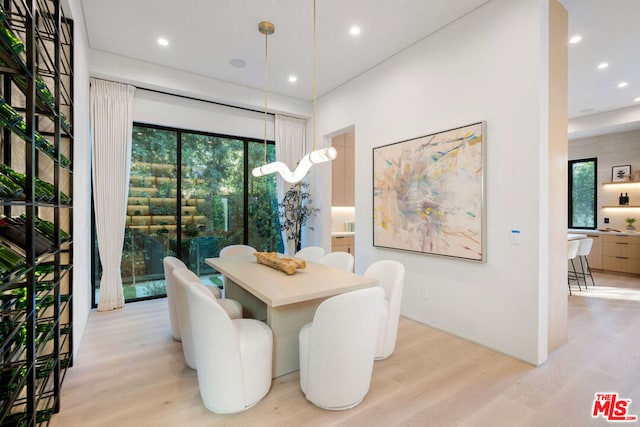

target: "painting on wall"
[372,122,485,261]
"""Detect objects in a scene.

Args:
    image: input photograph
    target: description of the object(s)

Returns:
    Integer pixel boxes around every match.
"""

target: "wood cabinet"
[585,233,603,269]
[331,235,355,258]
[331,132,354,206]
[602,234,640,274]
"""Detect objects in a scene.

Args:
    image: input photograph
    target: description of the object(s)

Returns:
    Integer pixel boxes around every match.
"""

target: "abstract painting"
[373,122,485,261]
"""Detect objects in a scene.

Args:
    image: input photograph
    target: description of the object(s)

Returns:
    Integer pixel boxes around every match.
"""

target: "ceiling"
[559,0,640,118]
[80,0,640,119]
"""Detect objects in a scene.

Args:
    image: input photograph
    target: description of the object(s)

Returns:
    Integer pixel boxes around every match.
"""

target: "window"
[568,158,597,229]
[92,123,283,306]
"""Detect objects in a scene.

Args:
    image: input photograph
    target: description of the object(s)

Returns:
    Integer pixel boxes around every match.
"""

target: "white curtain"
[275,115,306,254]
[90,78,136,311]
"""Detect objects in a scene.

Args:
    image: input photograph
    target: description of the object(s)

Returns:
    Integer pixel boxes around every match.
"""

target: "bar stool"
[567,240,581,295]
[576,238,595,288]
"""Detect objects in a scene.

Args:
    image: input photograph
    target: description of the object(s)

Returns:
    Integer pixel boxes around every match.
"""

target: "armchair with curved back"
[364,260,405,360]
[163,256,230,339]
[299,287,384,410]
[162,256,184,341]
[219,244,257,257]
[317,251,354,273]
[172,268,242,369]
[184,270,273,414]
[218,244,257,294]
[294,246,325,263]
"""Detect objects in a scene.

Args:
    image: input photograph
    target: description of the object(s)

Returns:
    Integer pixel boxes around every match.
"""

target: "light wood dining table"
[205,255,378,377]
[568,233,587,241]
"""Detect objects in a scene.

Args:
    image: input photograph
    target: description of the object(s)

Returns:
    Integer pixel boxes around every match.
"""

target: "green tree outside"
[95,124,283,301]
[571,160,595,228]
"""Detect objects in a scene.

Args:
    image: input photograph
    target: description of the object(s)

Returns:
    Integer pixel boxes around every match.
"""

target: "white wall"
[68,0,91,357]
[132,89,273,141]
[315,0,554,364]
[89,50,311,121]
[77,0,565,364]
[90,49,314,171]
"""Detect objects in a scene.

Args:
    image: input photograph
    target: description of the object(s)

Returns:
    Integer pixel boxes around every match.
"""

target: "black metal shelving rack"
[0,0,73,425]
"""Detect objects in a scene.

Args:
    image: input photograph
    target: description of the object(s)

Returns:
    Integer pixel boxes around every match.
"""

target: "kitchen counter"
[331,232,355,257]
[331,231,355,237]
[569,228,638,236]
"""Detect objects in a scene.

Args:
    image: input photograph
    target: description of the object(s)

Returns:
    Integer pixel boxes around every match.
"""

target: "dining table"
[205,255,378,377]
[568,233,587,241]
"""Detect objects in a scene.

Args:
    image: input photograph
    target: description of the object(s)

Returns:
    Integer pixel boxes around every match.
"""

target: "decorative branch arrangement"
[254,252,306,275]
[278,182,319,253]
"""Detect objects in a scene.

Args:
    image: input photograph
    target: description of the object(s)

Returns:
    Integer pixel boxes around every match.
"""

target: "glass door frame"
[91,122,277,308]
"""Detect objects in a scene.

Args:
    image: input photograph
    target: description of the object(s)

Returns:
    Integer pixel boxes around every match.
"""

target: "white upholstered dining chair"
[219,245,257,295]
[162,257,184,341]
[219,244,257,257]
[299,287,384,410]
[318,251,354,272]
[163,256,223,341]
[185,272,273,414]
[173,268,243,369]
[363,260,405,360]
[294,246,325,263]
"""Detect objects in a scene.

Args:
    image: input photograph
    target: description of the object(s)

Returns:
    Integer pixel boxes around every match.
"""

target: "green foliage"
[142,281,167,297]
[123,285,137,299]
[570,160,595,228]
[248,142,283,252]
[109,124,285,293]
[249,191,281,251]
[208,275,223,288]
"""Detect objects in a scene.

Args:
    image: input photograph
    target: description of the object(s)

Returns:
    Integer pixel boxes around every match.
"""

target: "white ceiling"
[559,0,640,118]
[80,0,640,119]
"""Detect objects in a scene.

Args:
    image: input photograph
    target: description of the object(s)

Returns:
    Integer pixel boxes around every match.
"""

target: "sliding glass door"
[92,124,283,306]
[180,133,244,278]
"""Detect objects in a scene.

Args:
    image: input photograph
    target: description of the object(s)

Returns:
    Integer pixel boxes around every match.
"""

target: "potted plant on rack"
[278,181,319,254]
[625,217,636,232]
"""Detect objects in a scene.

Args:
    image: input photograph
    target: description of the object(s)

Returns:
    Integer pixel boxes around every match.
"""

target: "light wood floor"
[50,271,640,427]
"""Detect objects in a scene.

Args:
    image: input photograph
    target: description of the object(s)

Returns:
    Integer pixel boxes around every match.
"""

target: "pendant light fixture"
[252,0,336,183]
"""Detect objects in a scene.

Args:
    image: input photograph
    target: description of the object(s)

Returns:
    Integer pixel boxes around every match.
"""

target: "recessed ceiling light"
[618,82,628,88]
[635,97,640,102]
[288,75,297,83]
[597,62,609,70]
[569,35,582,44]
[157,37,169,47]
[349,26,361,36]
[229,58,246,68]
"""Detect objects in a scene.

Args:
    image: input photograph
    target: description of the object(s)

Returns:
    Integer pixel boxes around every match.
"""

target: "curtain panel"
[90,78,136,311]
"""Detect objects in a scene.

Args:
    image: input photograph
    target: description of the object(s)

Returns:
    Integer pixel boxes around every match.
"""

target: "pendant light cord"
[263,28,269,165]
[251,9,335,182]
[312,0,317,151]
